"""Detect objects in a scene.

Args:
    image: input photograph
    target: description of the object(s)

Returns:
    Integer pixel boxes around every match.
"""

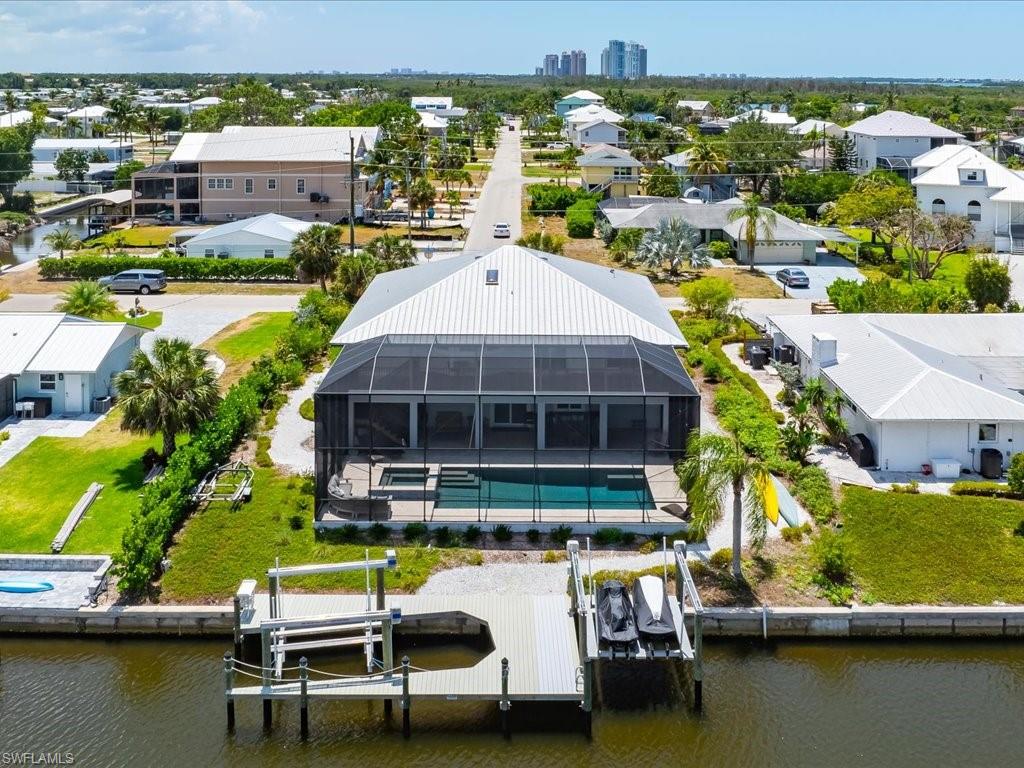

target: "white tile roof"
[844,110,963,139]
[767,313,1024,421]
[911,144,1024,203]
[0,313,145,377]
[332,245,685,346]
[169,126,381,163]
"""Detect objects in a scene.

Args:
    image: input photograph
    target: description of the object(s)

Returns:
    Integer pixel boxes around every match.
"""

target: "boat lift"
[191,460,253,506]
[264,550,398,678]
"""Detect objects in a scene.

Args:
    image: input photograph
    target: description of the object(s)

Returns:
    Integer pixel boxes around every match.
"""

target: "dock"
[222,540,704,738]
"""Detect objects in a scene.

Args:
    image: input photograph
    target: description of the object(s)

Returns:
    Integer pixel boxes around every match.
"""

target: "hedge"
[950,481,1024,500]
[566,198,598,238]
[793,466,838,523]
[39,255,297,282]
[113,290,348,593]
[527,184,594,215]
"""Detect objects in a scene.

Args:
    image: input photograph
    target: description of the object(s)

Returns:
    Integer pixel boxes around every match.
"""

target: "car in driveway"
[493,222,511,239]
[776,267,810,288]
[98,269,167,295]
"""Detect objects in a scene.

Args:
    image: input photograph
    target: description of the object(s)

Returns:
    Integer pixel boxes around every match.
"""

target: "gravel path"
[269,370,322,474]
[143,293,301,350]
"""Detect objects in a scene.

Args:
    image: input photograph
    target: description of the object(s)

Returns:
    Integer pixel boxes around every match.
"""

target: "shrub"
[463,524,483,544]
[526,184,593,215]
[288,514,304,530]
[299,398,314,421]
[1008,452,1024,495]
[638,540,658,554]
[526,528,542,544]
[680,277,735,320]
[491,524,513,542]
[950,480,1024,500]
[965,256,1011,311]
[621,531,636,546]
[367,522,391,543]
[811,528,853,605]
[707,240,733,260]
[565,198,598,238]
[890,480,920,494]
[542,550,565,563]
[39,255,297,282]
[708,548,732,570]
[793,466,838,523]
[516,231,567,254]
[549,525,573,545]
[403,522,429,542]
[433,526,460,548]
[593,527,625,546]
[0,429,9,442]
[780,523,812,543]
[714,381,781,459]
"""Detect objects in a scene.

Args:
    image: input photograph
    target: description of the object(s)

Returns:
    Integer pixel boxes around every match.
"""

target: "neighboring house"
[313,244,699,526]
[410,96,453,112]
[727,109,796,127]
[766,313,1024,473]
[0,313,147,419]
[32,138,131,163]
[417,110,449,138]
[0,110,60,130]
[180,213,314,258]
[844,110,963,179]
[629,112,665,124]
[660,149,737,201]
[129,125,380,223]
[1008,105,1024,119]
[910,144,1024,253]
[65,105,111,135]
[676,100,714,120]
[554,89,604,117]
[578,144,642,197]
[189,96,223,110]
[572,119,626,148]
[789,119,844,139]
[563,104,625,137]
[599,198,820,263]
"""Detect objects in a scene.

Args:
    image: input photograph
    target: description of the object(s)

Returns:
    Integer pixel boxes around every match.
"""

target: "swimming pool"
[436,467,655,510]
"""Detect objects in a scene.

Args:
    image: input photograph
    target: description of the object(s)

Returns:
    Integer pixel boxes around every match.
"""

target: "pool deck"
[320,452,688,528]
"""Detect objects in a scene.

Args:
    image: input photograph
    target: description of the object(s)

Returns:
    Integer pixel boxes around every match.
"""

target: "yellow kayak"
[758,473,780,525]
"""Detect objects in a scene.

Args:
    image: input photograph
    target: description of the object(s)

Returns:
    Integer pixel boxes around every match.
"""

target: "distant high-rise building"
[601,39,646,79]
[570,49,587,77]
[535,66,544,76]
[560,51,571,77]
[543,54,559,77]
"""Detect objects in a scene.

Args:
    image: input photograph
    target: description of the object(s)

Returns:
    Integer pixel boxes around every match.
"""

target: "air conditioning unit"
[309,192,322,203]
[319,194,330,204]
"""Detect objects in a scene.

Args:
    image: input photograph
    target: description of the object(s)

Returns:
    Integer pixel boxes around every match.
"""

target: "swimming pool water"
[436,467,655,510]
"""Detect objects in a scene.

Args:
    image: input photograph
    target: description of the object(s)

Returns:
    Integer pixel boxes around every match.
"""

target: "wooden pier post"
[693,611,704,712]
[376,568,386,610]
[263,698,273,730]
[581,659,593,738]
[499,657,511,739]
[401,656,411,739]
[223,652,235,732]
[299,657,309,739]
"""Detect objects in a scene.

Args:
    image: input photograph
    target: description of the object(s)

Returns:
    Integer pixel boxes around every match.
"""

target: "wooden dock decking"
[233,593,583,702]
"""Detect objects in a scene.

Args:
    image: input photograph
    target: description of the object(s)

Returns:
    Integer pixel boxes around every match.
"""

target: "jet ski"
[632,575,676,640]
[596,579,639,646]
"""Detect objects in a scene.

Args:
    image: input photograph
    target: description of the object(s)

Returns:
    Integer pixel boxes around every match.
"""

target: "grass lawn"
[521,165,573,181]
[90,226,180,249]
[97,309,163,329]
[159,468,481,601]
[843,227,974,290]
[842,486,1024,604]
[206,311,293,386]
[0,415,161,554]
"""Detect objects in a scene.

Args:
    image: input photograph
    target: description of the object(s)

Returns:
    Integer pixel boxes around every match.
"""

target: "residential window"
[978,423,998,442]
[613,166,633,179]
[264,249,275,258]
[931,198,946,215]
[267,178,278,191]
[967,200,981,222]
[296,178,306,194]
[204,249,214,257]
[206,177,233,190]
[244,178,254,195]
[40,373,56,391]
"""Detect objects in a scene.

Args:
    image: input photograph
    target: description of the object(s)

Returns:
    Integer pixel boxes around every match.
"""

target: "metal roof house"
[314,245,698,529]
[0,313,147,420]
[766,313,1024,474]
[180,213,313,258]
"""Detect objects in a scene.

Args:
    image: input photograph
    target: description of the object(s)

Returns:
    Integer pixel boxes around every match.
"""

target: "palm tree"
[42,227,80,259]
[727,195,776,272]
[141,107,165,162]
[114,338,221,460]
[678,431,772,580]
[107,97,137,164]
[64,117,81,138]
[685,139,728,192]
[636,217,711,277]
[57,281,117,319]
[3,90,15,112]
[289,224,343,291]
[408,176,436,229]
[362,234,416,270]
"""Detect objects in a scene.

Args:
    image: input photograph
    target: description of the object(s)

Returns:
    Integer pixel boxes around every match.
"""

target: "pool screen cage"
[314,335,700,524]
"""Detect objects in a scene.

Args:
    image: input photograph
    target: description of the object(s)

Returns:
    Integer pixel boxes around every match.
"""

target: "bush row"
[793,466,838,523]
[566,198,598,238]
[113,290,349,593]
[949,481,1024,500]
[526,183,595,215]
[39,255,298,282]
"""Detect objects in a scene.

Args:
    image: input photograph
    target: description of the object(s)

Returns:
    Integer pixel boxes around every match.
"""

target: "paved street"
[463,120,525,251]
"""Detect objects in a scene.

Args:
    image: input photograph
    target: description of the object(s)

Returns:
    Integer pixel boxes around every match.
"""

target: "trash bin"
[980,448,1003,479]
[749,347,768,370]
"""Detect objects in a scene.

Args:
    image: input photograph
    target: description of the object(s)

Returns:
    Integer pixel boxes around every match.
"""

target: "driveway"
[463,120,525,251]
[1005,254,1024,303]
[759,253,865,301]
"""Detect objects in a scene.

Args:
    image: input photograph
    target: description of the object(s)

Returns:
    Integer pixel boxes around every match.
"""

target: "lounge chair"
[660,503,692,522]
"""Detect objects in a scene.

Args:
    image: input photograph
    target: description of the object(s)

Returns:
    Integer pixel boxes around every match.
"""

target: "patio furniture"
[16,396,51,419]
[327,495,392,521]
[14,401,28,419]
[661,503,692,522]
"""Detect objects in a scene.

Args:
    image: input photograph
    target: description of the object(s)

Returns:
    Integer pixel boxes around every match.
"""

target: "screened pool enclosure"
[314,334,700,526]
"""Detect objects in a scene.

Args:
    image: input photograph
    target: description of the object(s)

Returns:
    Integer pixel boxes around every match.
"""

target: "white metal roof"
[676,100,711,111]
[727,109,796,126]
[911,144,1024,202]
[332,245,686,346]
[183,213,313,246]
[34,138,121,150]
[563,90,604,102]
[577,144,641,168]
[723,213,821,242]
[767,313,1024,422]
[564,105,624,125]
[789,119,843,137]
[0,110,58,128]
[0,313,145,377]
[844,110,963,139]
[65,105,111,119]
[169,126,380,163]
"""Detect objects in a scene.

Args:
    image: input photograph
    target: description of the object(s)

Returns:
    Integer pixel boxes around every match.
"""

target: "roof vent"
[485,269,499,285]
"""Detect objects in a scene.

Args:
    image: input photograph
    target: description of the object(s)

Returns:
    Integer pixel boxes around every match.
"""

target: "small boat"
[596,579,639,646]
[0,580,55,593]
[632,575,676,639]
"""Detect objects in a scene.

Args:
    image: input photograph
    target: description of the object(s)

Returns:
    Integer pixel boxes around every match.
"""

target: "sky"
[1,0,1023,80]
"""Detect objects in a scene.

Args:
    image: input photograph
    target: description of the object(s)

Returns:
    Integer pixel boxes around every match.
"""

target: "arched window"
[967,200,981,222]
[931,198,946,215]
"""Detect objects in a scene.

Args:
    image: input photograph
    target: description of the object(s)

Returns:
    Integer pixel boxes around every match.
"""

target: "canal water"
[1,216,92,267]
[2,637,1023,767]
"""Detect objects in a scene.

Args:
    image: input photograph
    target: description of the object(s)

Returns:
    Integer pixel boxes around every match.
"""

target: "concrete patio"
[0,411,107,469]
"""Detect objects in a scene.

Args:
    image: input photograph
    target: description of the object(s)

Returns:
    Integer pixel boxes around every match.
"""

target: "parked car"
[155,211,175,223]
[98,269,168,295]
[776,268,810,288]
[493,222,511,239]
[544,142,568,150]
